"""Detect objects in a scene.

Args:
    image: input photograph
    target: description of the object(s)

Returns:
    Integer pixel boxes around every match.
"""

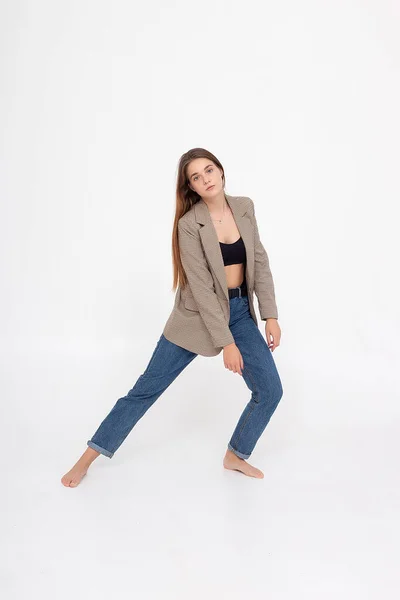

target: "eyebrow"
[189,164,213,180]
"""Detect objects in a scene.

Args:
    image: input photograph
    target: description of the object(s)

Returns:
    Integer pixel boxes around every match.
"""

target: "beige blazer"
[162,194,278,357]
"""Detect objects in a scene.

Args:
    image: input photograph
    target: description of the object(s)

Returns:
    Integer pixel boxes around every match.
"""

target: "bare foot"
[223,449,264,478]
[61,447,100,488]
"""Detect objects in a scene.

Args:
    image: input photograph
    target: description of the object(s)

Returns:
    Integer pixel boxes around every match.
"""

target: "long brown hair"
[171,148,226,292]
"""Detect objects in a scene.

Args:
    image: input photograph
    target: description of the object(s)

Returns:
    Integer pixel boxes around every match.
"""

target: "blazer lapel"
[193,194,254,302]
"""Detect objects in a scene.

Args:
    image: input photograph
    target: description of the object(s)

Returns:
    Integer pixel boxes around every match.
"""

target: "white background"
[2,1,400,598]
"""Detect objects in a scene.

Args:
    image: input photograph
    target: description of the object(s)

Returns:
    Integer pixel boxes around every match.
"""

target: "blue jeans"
[87,295,283,460]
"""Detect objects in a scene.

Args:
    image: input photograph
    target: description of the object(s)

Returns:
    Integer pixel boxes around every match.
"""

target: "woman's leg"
[61,333,198,486]
[226,295,283,461]
[87,333,198,457]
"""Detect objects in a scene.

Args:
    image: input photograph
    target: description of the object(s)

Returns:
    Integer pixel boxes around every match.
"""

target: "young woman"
[61,148,283,487]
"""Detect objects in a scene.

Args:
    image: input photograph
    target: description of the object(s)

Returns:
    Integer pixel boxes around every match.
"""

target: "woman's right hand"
[223,343,244,375]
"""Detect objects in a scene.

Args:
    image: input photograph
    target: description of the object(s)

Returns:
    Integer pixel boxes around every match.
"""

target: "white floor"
[4,347,400,600]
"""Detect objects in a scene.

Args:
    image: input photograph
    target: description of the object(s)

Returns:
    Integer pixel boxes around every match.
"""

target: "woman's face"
[187,158,224,198]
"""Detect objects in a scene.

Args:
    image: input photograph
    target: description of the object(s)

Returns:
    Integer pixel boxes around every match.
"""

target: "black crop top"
[219,236,247,266]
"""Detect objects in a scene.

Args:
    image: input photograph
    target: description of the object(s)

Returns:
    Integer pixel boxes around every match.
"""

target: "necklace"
[210,200,226,223]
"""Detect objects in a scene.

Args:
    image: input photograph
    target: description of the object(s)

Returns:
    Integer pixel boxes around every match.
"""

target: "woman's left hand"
[265,319,281,352]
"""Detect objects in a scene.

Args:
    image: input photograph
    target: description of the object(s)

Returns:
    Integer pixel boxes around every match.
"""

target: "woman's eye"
[193,168,212,181]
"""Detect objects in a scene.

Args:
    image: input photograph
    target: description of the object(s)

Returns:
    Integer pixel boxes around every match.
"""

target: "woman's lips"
[206,185,215,190]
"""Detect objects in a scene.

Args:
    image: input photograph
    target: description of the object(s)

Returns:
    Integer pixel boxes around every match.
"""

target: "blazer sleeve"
[178,219,235,348]
[248,198,279,320]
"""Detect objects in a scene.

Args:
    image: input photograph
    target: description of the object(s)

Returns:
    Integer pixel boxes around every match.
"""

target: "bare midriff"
[223,263,245,289]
